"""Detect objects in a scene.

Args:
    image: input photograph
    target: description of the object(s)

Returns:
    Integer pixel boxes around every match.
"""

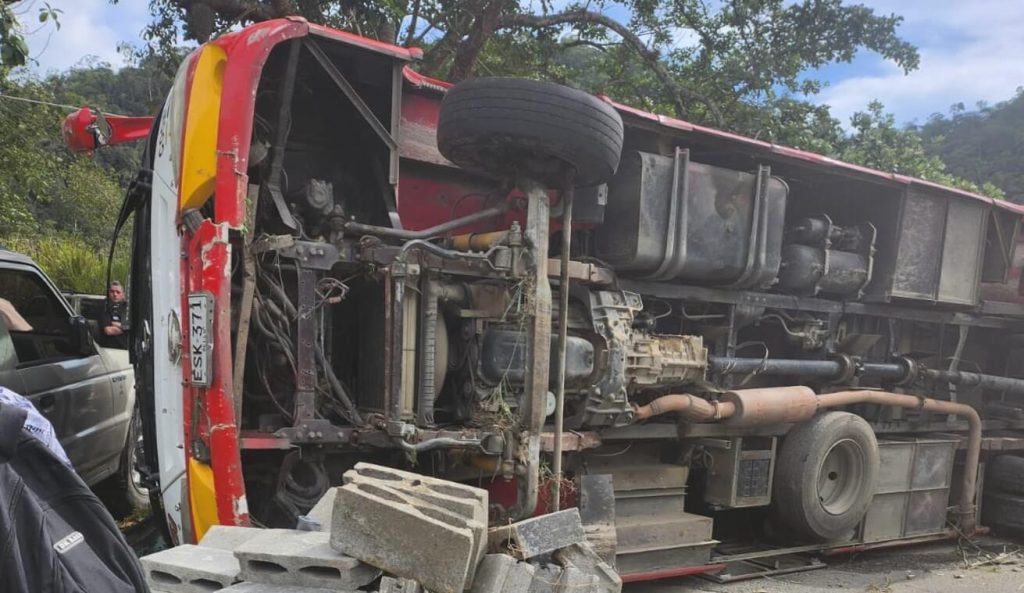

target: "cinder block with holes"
[234,528,380,590]
[343,462,489,570]
[197,525,265,551]
[140,544,239,593]
[488,508,585,560]
[330,478,479,593]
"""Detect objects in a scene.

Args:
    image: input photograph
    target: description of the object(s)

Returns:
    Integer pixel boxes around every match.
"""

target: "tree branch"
[404,0,421,47]
[498,9,724,124]
[448,0,505,81]
[177,0,275,21]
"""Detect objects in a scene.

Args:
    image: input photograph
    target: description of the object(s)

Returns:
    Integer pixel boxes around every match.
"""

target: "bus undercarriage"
[103,19,1024,582]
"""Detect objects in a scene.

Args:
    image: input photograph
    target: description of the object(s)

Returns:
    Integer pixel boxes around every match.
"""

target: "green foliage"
[1,2,61,76]
[4,234,129,295]
[141,0,918,130]
[0,77,127,246]
[838,101,1006,200]
[0,52,172,294]
[914,89,1024,203]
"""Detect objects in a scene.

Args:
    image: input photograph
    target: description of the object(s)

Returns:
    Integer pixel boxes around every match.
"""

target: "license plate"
[187,293,213,386]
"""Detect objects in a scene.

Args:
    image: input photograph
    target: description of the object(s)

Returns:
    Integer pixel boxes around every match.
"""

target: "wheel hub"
[817,438,865,516]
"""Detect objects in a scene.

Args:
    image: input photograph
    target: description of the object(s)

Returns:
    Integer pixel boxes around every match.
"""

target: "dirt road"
[627,537,1024,593]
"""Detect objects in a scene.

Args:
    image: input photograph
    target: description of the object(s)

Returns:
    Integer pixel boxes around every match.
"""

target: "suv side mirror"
[70,315,95,356]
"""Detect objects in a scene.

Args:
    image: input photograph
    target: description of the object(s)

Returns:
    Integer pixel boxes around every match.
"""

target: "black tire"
[982,489,1024,535]
[97,409,151,519]
[121,409,151,511]
[772,411,880,542]
[986,454,1024,494]
[437,77,625,187]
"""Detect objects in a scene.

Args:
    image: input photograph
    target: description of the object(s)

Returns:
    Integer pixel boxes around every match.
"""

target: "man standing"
[98,281,128,349]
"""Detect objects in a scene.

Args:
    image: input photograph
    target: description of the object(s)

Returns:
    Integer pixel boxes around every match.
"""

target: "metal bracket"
[276,419,353,445]
[293,268,317,422]
[304,39,397,153]
[280,240,340,270]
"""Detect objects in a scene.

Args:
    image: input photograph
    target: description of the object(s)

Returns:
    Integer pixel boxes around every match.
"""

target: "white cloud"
[819,0,1024,126]
[19,0,150,74]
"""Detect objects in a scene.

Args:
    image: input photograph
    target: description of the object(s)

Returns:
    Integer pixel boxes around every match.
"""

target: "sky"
[17,0,1024,128]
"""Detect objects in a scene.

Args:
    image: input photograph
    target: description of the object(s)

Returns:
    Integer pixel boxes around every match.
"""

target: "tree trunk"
[447,0,507,81]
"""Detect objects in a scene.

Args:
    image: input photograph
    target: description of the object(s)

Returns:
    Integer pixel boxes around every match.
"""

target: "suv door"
[0,265,121,484]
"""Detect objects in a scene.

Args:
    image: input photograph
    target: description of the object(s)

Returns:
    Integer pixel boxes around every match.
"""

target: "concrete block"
[556,566,600,592]
[488,509,585,560]
[527,564,563,593]
[235,528,379,590]
[330,480,477,593]
[345,463,487,510]
[216,583,352,593]
[198,525,265,551]
[141,544,239,593]
[554,543,622,593]
[470,554,536,593]
[578,474,617,566]
[379,575,424,593]
[345,463,489,572]
[305,487,337,530]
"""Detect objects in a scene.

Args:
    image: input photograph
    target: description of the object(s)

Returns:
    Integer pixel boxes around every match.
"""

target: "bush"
[4,234,129,295]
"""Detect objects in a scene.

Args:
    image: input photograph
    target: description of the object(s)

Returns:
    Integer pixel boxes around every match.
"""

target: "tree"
[1,1,61,77]
[0,51,176,293]
[915,89,1024,203]
[839,101,1005,199]
[139,0,918,133]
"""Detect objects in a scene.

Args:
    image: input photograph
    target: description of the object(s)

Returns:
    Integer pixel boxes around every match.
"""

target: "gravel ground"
[627,536,1024,593]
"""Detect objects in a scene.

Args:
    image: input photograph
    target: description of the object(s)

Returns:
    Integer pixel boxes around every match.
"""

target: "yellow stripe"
[188,458,219,542]
[180,44,226,212]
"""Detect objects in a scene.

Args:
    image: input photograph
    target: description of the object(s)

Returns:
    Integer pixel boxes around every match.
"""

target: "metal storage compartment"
[883,189,989,305]
[859,436,957,543]
[704,436,777,509]
[595,149,788,289]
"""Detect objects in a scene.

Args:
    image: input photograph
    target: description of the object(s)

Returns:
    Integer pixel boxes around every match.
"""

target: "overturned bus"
[74,17,1024,582]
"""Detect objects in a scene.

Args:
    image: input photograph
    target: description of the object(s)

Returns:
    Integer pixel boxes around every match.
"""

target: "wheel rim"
[817,438,865,516]
[129,414,147,496]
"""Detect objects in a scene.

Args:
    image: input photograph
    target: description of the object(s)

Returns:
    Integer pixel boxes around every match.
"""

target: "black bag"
[0,403,149,593]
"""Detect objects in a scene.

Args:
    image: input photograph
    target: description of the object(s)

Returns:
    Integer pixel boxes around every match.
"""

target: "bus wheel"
[982,489,1024,536]
[772,411,880,542]
[985,454,1024,494]
[982,454,1024,536]
[437,77,624,188]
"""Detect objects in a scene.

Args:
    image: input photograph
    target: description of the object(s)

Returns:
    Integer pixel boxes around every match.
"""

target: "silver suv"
[0,249,143,511]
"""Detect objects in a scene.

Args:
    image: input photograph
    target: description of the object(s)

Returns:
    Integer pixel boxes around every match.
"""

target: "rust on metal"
[721,386,819,427]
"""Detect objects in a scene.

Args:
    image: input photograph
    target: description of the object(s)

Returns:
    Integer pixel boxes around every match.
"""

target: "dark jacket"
[97,300,128,349]
[0,403,149,593]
